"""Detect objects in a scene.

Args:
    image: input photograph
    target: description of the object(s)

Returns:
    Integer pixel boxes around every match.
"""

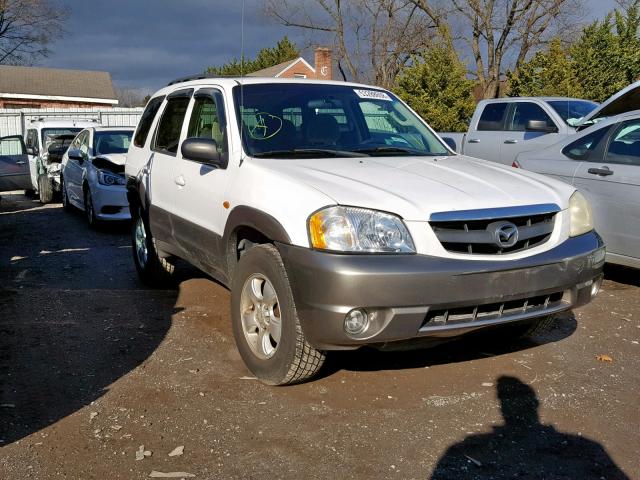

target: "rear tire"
[38,175,53,204]
[131,207,175,286]
[231,244,325,385]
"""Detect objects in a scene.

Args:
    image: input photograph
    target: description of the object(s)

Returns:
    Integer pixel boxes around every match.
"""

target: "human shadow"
[429,376,630,479]
[0,193,176,444]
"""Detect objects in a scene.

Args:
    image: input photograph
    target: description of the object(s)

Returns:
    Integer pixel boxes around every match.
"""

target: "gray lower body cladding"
[278,232,605,350]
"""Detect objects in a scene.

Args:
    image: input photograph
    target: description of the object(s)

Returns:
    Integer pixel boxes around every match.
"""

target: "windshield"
[233,84,450,158]
[42,128,82,151]
[94,131,133,155]
[548,100,598,127]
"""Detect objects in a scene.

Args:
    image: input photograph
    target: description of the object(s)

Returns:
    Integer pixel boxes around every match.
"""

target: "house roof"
[247,58,315,78]
[0,66,118,104]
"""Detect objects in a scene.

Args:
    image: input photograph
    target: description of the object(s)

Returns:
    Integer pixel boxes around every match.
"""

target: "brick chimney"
[314,47,332,80]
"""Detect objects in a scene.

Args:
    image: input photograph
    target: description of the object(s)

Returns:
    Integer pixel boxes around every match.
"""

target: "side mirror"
[441,137,457,152]
[181,138,227,168]
[68,149,84,161]
[26,146,38,156]
[526,120,557,133]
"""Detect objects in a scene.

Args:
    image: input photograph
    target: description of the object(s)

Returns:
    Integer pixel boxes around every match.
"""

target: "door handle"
[587,166,614,176]
[174,175,186,186]
[468,139,480,144]
[504,139,518,144]
[16,160,26,164]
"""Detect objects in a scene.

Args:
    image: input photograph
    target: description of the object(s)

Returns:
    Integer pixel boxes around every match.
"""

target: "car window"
[42,128,83,152]
[0,137,25,155]
[508,102,555,132]
[153,96,190,154]
[134,96,165,148]
[477,103,508,131]
[233,83,449,158]
[548,100,598,127]
[186,94,227,157]
[26,129,38,150]
[562,127,609,160]
[95,131,133,155]
[605,119,640,166]
[79,131,90,156]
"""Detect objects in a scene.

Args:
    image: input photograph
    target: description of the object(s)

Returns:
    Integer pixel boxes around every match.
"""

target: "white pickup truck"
[126,77,605,384]
[440,81,640,165]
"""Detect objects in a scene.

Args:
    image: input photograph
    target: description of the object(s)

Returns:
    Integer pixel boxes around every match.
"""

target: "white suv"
[125,77,605,385]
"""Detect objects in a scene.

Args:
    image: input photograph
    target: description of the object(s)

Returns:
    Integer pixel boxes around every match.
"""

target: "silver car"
[60,127,134,227]
[516,110,640,268]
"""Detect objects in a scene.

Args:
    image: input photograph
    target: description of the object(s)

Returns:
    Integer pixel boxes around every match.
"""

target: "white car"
[23,118,101,203]
[61,127,134,227]
[125,77,605,385]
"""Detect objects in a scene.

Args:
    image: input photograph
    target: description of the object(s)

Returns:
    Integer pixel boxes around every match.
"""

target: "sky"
[42,0,620,93]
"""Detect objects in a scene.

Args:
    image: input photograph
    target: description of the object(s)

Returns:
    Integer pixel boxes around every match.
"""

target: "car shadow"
[428,376,630,479]
[604,263,640,288]
[0,193,176,445]
[320,312,577,377]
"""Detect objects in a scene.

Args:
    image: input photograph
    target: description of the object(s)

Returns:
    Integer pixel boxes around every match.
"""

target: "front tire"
[38,175,53,204]
[61,177,73,212]
[131,208,175,286]
[231,244,325,385]
[84,187,98,228]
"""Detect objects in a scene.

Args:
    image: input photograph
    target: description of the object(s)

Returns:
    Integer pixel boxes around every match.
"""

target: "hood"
[94,153,126,166]
[93,154,126,174]
[259,155,573,221]
[580,80,640,125]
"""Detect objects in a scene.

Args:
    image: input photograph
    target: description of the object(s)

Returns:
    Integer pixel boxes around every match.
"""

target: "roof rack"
[167,73,237,86]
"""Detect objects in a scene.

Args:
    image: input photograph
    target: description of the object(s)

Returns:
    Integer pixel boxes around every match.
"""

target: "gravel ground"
[0,191,638,479]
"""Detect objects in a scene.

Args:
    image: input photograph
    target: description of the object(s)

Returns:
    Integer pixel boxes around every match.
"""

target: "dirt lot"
[0,191,638,479]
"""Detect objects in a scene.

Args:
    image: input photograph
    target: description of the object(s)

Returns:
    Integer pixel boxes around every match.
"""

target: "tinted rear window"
[134,96,165,148]
[477,103,508,131]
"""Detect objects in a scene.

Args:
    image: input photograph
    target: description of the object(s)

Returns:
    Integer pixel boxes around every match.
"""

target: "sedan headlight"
[97,170,125,186]
[569,191,594,237]
[308,206,415,253]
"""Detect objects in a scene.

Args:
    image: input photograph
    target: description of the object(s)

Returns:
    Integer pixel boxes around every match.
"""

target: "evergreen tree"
[207,37,300,76]
[395,42,475,132]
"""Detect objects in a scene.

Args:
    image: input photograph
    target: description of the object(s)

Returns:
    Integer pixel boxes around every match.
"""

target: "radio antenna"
[239,0,246,165]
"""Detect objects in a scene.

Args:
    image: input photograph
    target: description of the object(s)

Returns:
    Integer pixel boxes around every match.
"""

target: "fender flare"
[222,206,292,246]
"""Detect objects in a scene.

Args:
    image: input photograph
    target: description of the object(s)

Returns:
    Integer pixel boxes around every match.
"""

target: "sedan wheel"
[134,216,148,268]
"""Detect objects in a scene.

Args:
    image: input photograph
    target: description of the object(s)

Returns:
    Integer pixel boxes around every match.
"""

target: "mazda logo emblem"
[488,221,519,248]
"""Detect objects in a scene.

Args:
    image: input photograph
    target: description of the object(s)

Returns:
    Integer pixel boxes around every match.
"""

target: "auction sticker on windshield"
[354,89,392,101]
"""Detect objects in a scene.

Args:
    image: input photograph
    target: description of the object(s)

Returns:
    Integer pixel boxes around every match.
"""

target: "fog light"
[344,308,369,336]
[591,276,603,297]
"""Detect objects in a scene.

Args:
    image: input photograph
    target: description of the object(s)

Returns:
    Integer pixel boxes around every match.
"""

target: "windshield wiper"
[252,148,368,158]
[352,146,443,156]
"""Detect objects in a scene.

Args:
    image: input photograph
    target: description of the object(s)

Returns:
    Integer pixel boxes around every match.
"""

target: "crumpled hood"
[258,155,574,221]
[95,153,126,166]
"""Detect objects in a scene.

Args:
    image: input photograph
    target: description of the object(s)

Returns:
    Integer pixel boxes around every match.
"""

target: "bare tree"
[264,0,439,89]
[410,0,586,98]
[0,0,68,65]
[114,87,153,108]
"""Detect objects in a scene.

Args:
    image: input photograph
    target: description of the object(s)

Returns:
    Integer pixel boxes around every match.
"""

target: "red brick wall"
[278,62,316,79]
[0,98,115,109]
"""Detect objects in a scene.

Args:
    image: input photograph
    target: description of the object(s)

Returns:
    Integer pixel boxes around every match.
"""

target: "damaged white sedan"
[60,127,134,227]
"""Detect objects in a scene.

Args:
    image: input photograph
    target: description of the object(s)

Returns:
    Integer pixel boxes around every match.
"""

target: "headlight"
[97,170,125,186]
[569,191,594,237]
[308,206,415,253]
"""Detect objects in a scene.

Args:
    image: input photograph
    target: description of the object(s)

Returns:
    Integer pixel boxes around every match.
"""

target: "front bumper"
[92,183,131,221]
[278,232,605,350]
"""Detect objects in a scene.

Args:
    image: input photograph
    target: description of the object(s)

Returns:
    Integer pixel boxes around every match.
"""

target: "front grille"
[429,205,558,255]
[420,291,565,330]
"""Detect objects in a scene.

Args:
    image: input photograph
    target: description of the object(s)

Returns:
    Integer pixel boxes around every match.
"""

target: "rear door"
[573,118,640,260]
[0,135,30,192]
[464,102,508,162]
[500,102,562,164]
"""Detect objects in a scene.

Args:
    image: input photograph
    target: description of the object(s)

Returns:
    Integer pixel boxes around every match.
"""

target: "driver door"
[64,130,90,205]
[0,135,30,192]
